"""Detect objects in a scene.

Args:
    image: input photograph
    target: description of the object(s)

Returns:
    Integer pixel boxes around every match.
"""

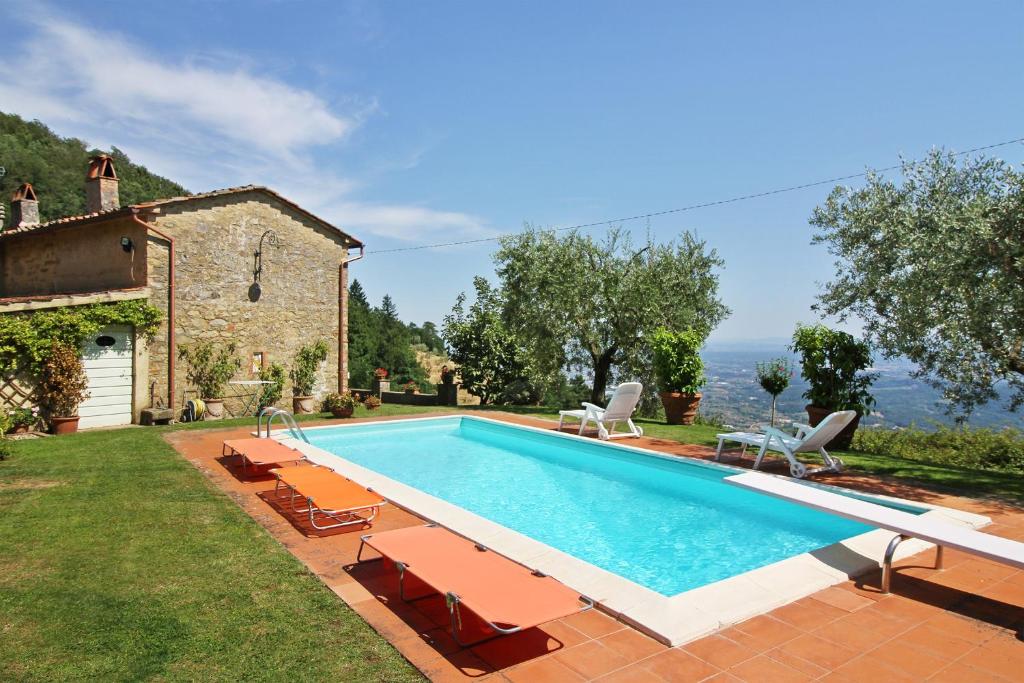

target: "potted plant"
[651,328,706,425]
[8,407,39,434]
[790,323,876,449]
[440,365,455,385]
[364,395,381,410]
[756,358,793,427]
[257,362,286,411]
[40,342,90,434]
[177,341,241,419]
[374,367,388,380]
[402,380,419,395]
[323,392,357,418]
[290,340,329,414]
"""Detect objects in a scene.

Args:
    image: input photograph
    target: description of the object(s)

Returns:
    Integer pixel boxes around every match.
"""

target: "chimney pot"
[9,183,40,229]
[85,154,119,213]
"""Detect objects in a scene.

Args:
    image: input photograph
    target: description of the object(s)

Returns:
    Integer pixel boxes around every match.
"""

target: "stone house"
[0,155,363,428]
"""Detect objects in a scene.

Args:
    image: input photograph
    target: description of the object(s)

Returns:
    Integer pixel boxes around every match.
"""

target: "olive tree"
[811,150,1024,416]
[495,227,729,404]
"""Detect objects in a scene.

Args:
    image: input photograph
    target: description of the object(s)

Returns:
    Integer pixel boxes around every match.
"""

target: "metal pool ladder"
[258,407,310,443]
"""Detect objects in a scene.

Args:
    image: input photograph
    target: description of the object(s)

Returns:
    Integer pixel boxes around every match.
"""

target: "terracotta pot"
[659,391,702,425]
[805,405,861,450]
[11,424,30,434]
[203,398,224,420]
[330,407,354,418]
[293,396,315,414]
[50,416,80,435]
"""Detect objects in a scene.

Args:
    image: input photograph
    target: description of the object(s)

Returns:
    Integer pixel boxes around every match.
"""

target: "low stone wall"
[381,391,440,407]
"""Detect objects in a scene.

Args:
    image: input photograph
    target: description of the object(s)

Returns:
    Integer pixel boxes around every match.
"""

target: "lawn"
[0,409,425,682]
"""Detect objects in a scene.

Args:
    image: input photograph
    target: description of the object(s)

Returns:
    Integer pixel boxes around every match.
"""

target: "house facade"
[0,155,363,427]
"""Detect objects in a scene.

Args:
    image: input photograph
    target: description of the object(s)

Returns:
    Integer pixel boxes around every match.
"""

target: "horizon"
[1,2,1022,342]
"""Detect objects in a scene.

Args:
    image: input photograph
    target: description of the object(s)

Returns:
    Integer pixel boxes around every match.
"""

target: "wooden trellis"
[0,373,40,413]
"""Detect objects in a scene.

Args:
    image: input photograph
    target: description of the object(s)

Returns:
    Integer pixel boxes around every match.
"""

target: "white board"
[79,325,133,428]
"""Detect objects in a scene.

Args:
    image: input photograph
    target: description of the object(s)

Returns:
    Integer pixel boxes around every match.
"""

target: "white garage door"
[79,324,133,429]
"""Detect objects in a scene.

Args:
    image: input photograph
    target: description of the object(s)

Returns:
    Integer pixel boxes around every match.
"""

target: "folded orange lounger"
[223,438,306,474]
[358,524,593,645]
[271,464,386,530]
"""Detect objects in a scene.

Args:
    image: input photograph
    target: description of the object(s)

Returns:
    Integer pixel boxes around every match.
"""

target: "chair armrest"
[581,402,603,412]
[761,426,792,445]
[792,422,812,438]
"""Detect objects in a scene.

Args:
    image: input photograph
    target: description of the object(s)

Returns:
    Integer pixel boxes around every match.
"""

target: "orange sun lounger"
[223,438,306,474]
[271,464,386,530]
[357,524,593,646]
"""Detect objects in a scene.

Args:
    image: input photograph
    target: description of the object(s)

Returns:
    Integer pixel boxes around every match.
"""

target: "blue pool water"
[307,417,915,595]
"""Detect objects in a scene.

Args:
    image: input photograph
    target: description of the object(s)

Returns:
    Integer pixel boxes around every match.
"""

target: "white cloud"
[0,11,486,244]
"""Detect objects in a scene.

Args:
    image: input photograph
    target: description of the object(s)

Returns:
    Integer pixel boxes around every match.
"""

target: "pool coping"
[277,414,991,646]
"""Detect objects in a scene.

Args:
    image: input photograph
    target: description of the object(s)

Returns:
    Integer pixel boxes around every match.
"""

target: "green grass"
[0,419,423,682]
[467,404,1024,503]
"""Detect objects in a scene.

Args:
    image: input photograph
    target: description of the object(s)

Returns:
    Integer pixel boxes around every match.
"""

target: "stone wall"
[0,217,148,297]
[148,191,351,411]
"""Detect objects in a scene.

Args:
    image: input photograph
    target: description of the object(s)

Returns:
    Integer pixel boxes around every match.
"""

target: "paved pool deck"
[166,412,1024,682]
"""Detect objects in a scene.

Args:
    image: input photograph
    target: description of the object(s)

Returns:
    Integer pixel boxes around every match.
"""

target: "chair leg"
[715,438,724,461]
[753,438,771,470]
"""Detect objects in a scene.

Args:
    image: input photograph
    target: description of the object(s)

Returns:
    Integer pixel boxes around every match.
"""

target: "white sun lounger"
[714,410,856,478]
[558,382,644,440]
[727,471,1024,592]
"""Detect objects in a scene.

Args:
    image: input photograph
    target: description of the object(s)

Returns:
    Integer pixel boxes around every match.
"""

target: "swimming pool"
[304,415,921,596]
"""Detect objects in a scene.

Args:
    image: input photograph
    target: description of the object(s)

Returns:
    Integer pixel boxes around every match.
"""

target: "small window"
[96,335,116,347]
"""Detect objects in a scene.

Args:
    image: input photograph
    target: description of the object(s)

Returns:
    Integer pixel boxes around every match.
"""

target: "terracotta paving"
[165,412,1024,681]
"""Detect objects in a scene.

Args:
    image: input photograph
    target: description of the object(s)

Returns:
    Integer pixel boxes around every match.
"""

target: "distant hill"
[0,112,188,226]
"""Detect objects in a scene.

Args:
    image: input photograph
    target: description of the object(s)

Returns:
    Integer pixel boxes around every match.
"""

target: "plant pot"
[203,398,225,420]
[293,396,315,414]
[365,403,380,411]
[659,391,702,425]
[50,416,80,435]
[11,424,30,434]
[330,407,354,418]
[805,405,861,450]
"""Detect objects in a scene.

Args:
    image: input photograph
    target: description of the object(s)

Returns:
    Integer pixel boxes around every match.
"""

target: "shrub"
[323,392,357,413]
[402,380,419,393]
[853,424,1024,473]
[290,340,329,396]
[0,407,11,436]
[756,358,793,426]
[177,342,241,399]
[258,362,286,409]
[651,328,706,394]
[791,323,876,415]
[0,440,11,460]
[364,395,381,410]
[39,342,89,417]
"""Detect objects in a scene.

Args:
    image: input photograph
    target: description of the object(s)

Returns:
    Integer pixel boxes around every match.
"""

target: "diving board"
[727,471,1024,592]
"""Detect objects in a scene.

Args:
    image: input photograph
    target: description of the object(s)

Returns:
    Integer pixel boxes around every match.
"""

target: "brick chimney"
[10,183,40,228]
[86,154,119,213]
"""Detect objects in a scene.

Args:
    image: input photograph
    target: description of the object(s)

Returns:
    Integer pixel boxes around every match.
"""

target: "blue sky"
[2,1,1022,341]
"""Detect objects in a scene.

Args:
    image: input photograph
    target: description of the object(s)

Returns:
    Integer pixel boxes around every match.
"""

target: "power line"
[366,136,1024,256]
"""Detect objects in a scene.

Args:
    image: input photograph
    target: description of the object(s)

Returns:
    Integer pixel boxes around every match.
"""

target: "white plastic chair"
[558,382,645,440]
[714,410,855,478]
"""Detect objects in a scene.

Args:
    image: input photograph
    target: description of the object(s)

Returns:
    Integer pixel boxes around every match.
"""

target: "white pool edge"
[278,414,991,646]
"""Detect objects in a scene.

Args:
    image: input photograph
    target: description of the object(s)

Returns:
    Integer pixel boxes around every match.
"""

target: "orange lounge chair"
[223,438,306,474]
[271,464,386,530]
[357,524,593,646]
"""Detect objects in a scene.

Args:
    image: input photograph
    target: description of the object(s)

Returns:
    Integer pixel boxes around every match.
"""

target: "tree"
[494,227,729,404]
[373,295,429,386]
[811,150,1024,416]
[346,279,378,388]
[443,277,534,405]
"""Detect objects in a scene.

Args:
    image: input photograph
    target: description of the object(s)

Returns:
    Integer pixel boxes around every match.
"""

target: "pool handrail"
[258,407,310,443]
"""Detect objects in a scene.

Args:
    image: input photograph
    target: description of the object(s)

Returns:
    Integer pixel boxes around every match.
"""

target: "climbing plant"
[0,300,163,375]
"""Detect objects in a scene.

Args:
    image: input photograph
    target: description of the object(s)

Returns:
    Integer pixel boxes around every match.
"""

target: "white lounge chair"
[558,382,644,440]
[728,471,1024,593]
[714,410,856,478]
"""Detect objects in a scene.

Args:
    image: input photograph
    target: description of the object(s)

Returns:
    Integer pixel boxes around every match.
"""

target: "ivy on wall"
[0,300,163,375]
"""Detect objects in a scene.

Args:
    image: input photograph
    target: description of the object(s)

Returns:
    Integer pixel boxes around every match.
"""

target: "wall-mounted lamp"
[249,229,279,302]
[120,236,134,252]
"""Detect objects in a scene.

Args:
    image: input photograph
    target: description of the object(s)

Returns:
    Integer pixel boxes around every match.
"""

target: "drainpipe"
[130,213,175,410]
[339,244,365,392]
